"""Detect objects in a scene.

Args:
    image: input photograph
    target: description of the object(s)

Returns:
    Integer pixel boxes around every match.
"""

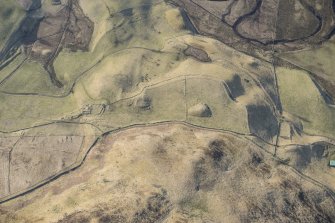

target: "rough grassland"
[0,1,25,50]
[277,67,335,138]
[279,38,335,79]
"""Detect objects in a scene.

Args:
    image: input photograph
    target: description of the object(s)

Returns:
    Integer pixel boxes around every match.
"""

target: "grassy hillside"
[0,1,25,51]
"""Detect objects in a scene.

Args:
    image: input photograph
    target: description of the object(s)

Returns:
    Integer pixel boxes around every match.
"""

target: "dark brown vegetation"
[167,0,335,53]
[22,0,94,87]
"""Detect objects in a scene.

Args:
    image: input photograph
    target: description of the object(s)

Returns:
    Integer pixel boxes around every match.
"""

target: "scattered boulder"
[188,103,212,117]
